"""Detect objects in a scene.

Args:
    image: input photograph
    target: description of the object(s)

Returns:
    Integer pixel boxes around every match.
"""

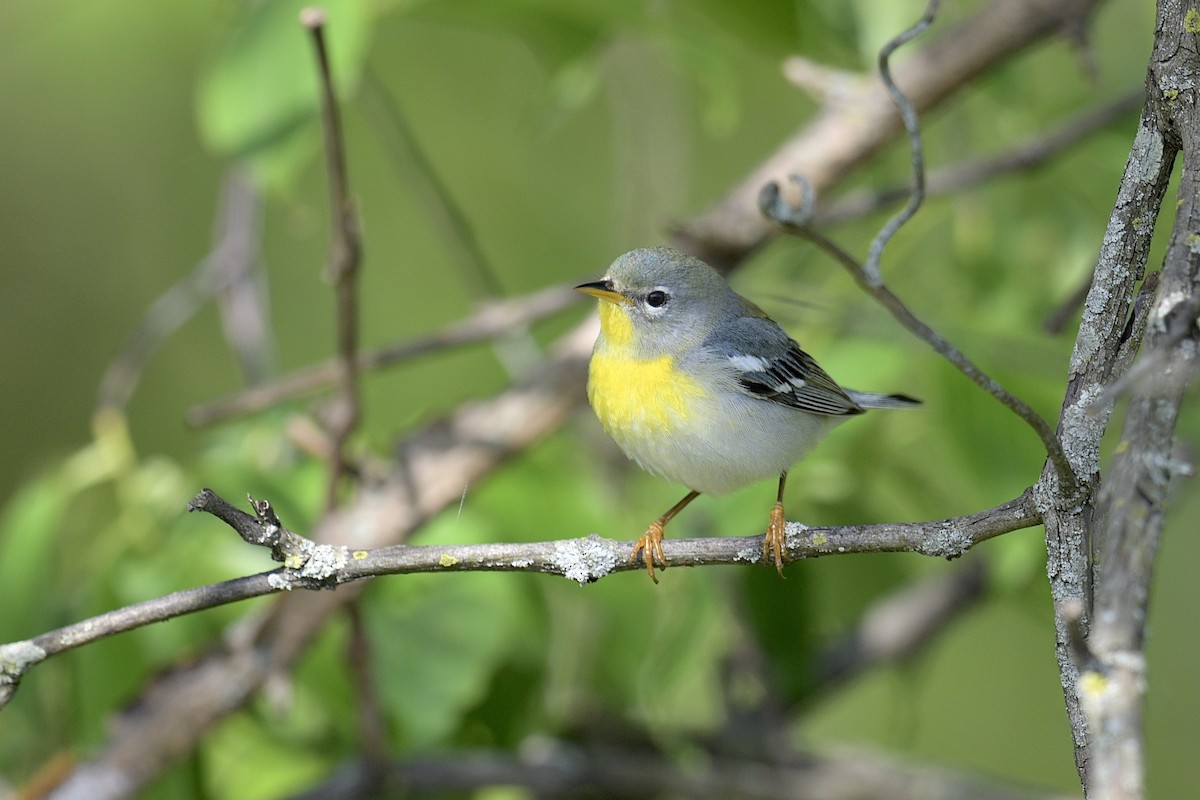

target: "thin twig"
[186,284,580,427]
[302,9,364,509]
[863,0,940,285]
[760,184,1078,493]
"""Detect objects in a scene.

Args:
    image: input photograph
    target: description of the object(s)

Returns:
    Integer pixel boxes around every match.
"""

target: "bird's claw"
[631,521,667,583]
[763,501,789,578]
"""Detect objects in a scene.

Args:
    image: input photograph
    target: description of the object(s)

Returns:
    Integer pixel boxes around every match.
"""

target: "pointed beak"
[575,279,631,305]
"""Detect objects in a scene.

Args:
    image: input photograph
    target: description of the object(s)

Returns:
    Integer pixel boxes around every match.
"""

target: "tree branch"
[862,0,940,284]
[1077,4,1200,795]
[1039,92,1177,788]
[1,489,1038,713]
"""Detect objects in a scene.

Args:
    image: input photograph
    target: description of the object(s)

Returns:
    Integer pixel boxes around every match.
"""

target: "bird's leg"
[633,490,700,583]
[763,471,790,577]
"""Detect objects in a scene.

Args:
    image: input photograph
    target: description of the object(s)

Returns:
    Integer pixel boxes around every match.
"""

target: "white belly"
[603,389,840,496]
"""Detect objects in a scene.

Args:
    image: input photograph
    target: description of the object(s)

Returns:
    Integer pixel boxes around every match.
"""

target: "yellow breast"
[587,342,709,444]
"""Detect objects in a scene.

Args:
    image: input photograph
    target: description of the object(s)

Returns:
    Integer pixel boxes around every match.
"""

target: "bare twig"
[303,8,364,509]
[0,572,281,708]
[760,188,1078,494]
[757,2,1081,488]
[862,0,940,285]
[186,283,580,427]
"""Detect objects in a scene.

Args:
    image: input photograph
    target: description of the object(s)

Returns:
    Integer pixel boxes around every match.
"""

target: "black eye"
[646,290,668,308]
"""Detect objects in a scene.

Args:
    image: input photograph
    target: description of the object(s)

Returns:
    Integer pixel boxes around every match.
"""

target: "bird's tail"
[846,390,921,410]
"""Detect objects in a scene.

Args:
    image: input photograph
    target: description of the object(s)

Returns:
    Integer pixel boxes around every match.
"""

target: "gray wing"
[706,315,864,416]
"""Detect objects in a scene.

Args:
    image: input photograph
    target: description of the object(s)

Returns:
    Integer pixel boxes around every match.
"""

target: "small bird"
[577,247,917,581]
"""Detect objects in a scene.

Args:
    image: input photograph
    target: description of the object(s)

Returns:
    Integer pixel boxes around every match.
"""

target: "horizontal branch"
[0,489,1039,709]
[342,489,1039,584]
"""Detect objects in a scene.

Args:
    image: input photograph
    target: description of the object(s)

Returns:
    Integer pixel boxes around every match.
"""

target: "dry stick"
[303,9,364,510]
[186,283,580,427]
[768,0,1077,493]
[0,487,1037,709]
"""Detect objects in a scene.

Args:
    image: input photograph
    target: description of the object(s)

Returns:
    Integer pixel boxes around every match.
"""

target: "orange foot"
[763,501,789,577]
[631,520,667,583]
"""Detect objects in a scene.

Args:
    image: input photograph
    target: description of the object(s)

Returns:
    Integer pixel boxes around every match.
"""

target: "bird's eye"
[646,290,668,308]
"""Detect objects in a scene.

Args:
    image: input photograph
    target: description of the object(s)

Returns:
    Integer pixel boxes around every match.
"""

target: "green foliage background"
[1,0,1196,797]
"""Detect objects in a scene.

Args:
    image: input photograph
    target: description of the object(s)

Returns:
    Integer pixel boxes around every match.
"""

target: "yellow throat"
[588,300,708,438]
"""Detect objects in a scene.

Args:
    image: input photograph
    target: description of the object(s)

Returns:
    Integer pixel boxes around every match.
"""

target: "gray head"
[576,247,741,358]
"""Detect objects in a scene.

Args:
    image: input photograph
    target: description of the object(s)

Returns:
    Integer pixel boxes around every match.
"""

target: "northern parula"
[577,246,917,581]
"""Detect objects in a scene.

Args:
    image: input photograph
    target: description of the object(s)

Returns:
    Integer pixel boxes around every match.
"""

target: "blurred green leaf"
[367,567,522,746]
[203,712,332,800]
[0,477,68,640]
